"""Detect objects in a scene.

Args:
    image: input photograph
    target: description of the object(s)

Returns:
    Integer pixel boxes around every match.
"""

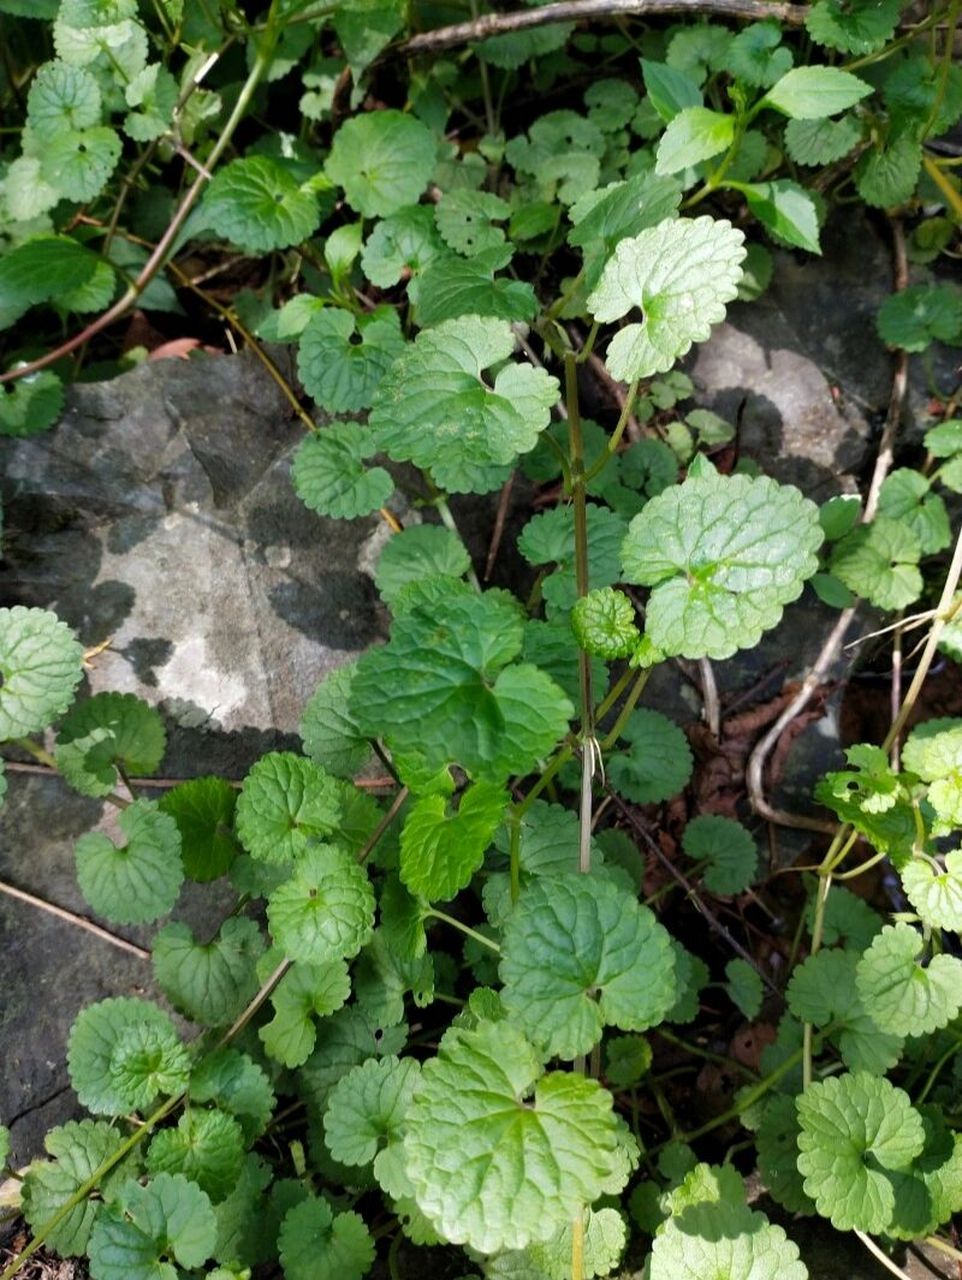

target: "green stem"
[582,379,640,484]
[508,808,522,905]
[435,495,482,592]
[425,909,501,954]
[600,669,651,750]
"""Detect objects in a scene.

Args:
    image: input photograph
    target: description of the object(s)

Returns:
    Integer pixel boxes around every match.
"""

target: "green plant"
[1,1,962,1278]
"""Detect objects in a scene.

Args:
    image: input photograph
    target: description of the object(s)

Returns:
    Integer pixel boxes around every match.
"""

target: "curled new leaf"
[68,998,184,1116]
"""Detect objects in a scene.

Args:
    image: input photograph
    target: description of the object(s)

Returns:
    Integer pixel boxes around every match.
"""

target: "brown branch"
[398,0,808,54]
[0,879,150,959]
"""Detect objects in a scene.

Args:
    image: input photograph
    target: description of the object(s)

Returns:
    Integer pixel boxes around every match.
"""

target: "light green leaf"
[505,111,604,205]
[361,205,444,288]
[124,63,177,141]
[147,1110,245,1203]
[500,874,677,1059]
[292,425,393,520]
[68,997,183,1115]
[41,126,121,201]
[621,469,822,659]
[586,77,639,130]
[878,469,951,555]
[877,285,962,353]
[297,308,405,414]
[830,516,922,610]
[259,959,351,1067]
[641,59,702,122]
[0,369,65,437]
[806,0,901,54]
[323,1054,420,1178]
[55,692,165,797]
[724,958,763,1019]
[326,110,436,217]
[236,752,341,864]
[571,588,640,659]
[785,947,902,1073]
[87,1172,216,1280]
[401,780,508,902]
[733,180,821,253]
[374,525,472,607]
[761,66,873,119]
[436,190,510,256]
[190,1048,275,1143]
[26,59,101,141]
[902,851,962,931]
[203,156,320,253]
[300,663,372,780]
[0,235,101,330]
[682,815,757,894]
[524,1207,628,1280]
[856,135,922,209]
[724,21,793,88]
[75,799,183,925]
[22,1121,131,1256]
[157,776,239,882]
[404,1020,622,1252]
[815,746,917,863]
[607,708,693,805]
[784,115,862,166]
[108,1021,190,1112]
[651,1201,807,1280]
[267,845,375,964]
[152,917,263,1026]
[654,107,734,176]
[278,1196,375,1280]
[369,316,558,494]
[587,216,746,381]
[797,1072,924,1232]
[856,923,962,1036]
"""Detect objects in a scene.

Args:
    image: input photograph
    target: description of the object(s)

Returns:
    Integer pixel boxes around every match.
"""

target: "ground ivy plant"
[1,1,962,1279]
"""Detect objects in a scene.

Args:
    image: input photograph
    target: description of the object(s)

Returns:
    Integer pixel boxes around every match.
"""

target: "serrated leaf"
[785,947,902,1073]
[369,316,558,494]
[87,1172,217,1280]
[902,851,962,931]
[55,692,165,797]
[374,525,472,607]
[297,308,405,414]
[361,205,444,288]
[604,1034,652,1087]
[259,959,351,1067]
[27,59,101,141]
[761,66,872,119]
[323,1054,420,1176]
[878,469,950,555]
[124,63,177,140]
[0,605,83,739]
[654,107,733,176]
[505,111,604,206]
[147,1110,245,1203]
[607,708,693,805]
[190,1049,275,1143]
[815,746,917,862]
[300,663,372,779]
[590,216,744,380]
[641,59,702,122]
[784,115,862,166]
[404,1020,622,1252]
[75,799,183,925]
[724,21,792,88]
[797,1072,924,1232]
[41,126,121,201]
[267,844,374,964]
[756,1095,815,1215]
[326,110,436,218]
[203,156,320,253]
[278,1195,375,1280]
[500,874,677,1059]
[68,998,183,1116]
[522,1207,627,1280]
[518,503,627,615]
[857,923,962,1035]
[414,249,538,328]
[436,190,510,256]
[108,1021,191,1111]
[856,135,922,209]
[0,369,65,437]
[210,1152,272,1267]
[153,917,263,1026]
[571,587,640,659]
[22,1121,131,1256]
[157,776,239,882]
[806,0,901,54]
[682,814,757,894]
[877,284,962,353]
[292,425,393,521]
[621,469,821,659]
[651,1201,807,1280]
[830,516,922,610]
[236,752,340,864]
[400,781,507,902]
[733,180,821,254]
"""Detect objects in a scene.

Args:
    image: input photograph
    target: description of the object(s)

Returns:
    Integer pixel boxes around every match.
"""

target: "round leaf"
[607,708,693,805]
[203,156,320,253]
[55,691,166,797]
[267,844,375,964]
[0,605,84,739]
[855,923,962,1036]
[236,752,341,863]
[400,780,508,902]
[278,1196,375,1280]
[326,110,436,217]
[157,775,239,881]
[682,814,757,894]
[68,997,182,1115]
[297,308,405,414]
[292,425,393,521]
[152,917,264,1026]
[75,799,183,925]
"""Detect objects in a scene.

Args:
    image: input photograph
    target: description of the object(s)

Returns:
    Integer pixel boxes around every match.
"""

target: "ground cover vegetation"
[0,0,961,1277]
